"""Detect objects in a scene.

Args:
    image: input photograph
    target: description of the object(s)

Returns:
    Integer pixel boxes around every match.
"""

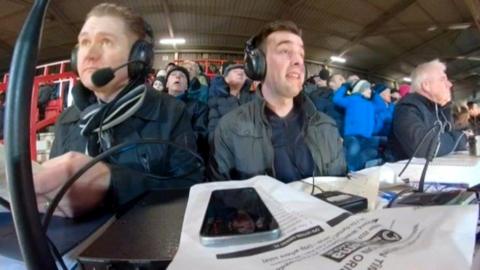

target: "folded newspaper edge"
[168,175,478,270]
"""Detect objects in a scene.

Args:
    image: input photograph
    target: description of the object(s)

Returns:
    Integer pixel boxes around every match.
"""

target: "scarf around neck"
[73,82,147,156]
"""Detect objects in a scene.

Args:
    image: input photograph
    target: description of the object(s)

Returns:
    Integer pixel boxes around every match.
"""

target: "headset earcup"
[70,45,78,74]
[128,40,154,80]
[244,48,266,81]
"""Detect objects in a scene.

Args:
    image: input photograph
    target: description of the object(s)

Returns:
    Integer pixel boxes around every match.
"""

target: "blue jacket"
[333,84,376,138]
[372,94,395,136]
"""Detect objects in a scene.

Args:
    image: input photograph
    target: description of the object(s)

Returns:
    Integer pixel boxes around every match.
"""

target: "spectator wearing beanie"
[304,68,330,94]
[165,66,209,159]
[372,83,395,137]
[208,61,235,99]
[333,80,382,171]
[207,63,254,142]
[318,68,330,85]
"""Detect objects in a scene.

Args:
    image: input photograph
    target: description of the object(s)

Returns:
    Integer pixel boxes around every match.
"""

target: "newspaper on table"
[168,175,478,270]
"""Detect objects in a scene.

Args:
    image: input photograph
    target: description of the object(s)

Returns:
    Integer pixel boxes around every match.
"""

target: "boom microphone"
[91,60,144,87]
[91,67,115,87]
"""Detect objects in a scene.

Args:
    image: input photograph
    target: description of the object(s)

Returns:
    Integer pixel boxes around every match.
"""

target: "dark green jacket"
[211,92,346,180]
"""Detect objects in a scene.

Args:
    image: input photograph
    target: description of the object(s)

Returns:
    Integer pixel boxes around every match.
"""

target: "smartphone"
[199,187,281,247]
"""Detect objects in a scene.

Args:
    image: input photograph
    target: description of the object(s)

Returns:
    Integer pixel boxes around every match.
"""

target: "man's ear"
[421,80,430,94]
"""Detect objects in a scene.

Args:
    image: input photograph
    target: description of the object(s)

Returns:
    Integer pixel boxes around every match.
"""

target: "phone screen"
[200,187,279,239]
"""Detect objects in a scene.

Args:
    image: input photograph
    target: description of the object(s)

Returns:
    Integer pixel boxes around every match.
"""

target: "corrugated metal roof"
[0,0,479,91]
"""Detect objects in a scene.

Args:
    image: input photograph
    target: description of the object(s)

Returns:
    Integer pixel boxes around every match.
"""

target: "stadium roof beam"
[336,0,417,58]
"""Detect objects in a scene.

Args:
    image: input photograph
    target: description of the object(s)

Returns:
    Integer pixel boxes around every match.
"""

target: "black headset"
[70,21,154,80]
[244,33,267,81]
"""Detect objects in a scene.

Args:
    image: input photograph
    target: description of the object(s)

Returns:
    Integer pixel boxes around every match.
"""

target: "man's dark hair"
[253,20,302,52]
[467,101,477,110]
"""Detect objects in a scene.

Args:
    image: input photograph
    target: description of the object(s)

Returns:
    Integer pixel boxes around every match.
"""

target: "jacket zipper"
[141,153,151,173]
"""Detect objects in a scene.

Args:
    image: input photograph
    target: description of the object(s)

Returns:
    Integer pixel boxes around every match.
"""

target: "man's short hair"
[410,59,446,93]
[253,20,302,52]
[467,101,478,110]
[87,3,146,40]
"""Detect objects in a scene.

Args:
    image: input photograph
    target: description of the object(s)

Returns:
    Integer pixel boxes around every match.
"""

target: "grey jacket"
[211,92,347,180]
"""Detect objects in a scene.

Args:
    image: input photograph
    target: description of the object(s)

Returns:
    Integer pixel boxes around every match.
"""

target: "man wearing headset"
[33,3,201,217]
[387,59,467,161]
[211,20,346,182]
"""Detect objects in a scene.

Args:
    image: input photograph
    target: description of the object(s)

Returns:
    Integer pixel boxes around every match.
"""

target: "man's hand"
[34,152,111,218]
[464,129,474,138]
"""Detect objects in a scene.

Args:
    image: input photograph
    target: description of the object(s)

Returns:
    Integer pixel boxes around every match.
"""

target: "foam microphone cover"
[91,67,115,87]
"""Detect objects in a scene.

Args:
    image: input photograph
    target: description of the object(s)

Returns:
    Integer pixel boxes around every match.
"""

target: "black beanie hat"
[319,68,330,81]
[166,66,190,88]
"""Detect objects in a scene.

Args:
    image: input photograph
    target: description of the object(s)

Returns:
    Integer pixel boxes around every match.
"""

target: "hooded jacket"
[387,93,467,161]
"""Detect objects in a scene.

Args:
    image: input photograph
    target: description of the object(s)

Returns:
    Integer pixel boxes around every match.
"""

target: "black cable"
[407,119,464,193]
[0,197,68,270]
[311,177,315,195]
[310,165,317,195]
[4,0,57,268]
[418,134,441,193]
[398,122,442,177]
[41,138,204,231]
[47,239,68,270]
[301,179,324,194]
[386,186,415,208]
[309,146,324,195]
[444,131,467,156]
[0,196,10,210]
[418,157,431,193]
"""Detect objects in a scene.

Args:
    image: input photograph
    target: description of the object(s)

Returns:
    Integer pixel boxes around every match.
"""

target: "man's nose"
[291,52,303,66]
[446,79,453,89]
[85,43,102,60]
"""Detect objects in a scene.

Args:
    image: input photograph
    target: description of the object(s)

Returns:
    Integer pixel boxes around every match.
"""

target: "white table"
[384,151,480,188]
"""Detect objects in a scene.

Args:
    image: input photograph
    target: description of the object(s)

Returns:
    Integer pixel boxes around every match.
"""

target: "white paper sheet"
[168,175,478,270]
[0,145,43,204]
